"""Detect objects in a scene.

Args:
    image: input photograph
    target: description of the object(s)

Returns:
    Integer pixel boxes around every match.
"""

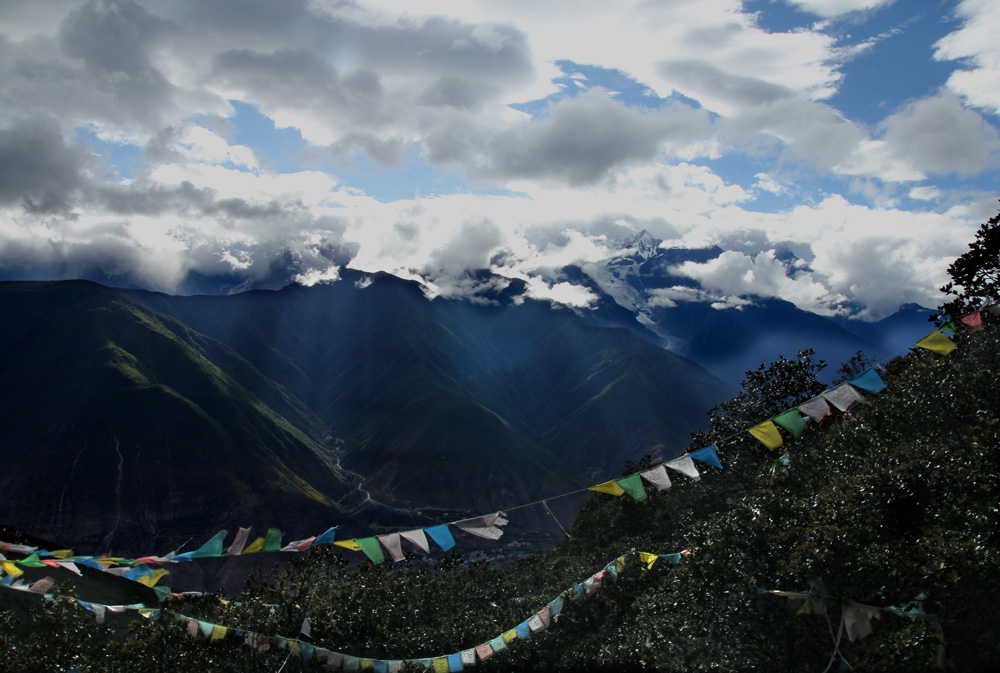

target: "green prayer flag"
[356,537,386,564]
[615,473,647,501]
[772,409,806,437]
[19,553,46,568]
[189,530,228,558]
[261,528,283,553]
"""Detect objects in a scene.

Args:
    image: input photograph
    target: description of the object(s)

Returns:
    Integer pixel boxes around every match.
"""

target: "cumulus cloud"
[0,117,93,213]
[425,90,713,184]
[934,0,1000,115]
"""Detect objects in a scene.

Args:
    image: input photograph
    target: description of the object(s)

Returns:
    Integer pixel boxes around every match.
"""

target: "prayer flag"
[2,561,23,578]
[400,529,431,553]
[425,525,456,551]
[822,383,866,412]
[377,534,405,562]
[281,537,317,552]
[261,528,283,553]
[243,537,265,555]
[475,643,494,661]
[639,465,671,490]
[211,625,227,642]
[748,421,783,450]
[432,657,450,673]
[849,369,886,394]
[138,569,169,587]
[640,552,659,570]
[334,539,362,552]
[663,552,682,564]
[28,577,55,594]
[327,651,344,668]
[589,480,625,496]
[343,655,361,672]
[190,530,228,559]
[515,621,531,639]
[489,636,506,653]
[502,629,518,644]
[615,473,647,501]
[187,618,200,638]
[314,526,339,546]
[51,549,74,559]
[797,396,831,423]
[373,661,387,673]
[665,454,701,479]
[939,318,958,336]
[689,445,723,469]
[301,642,315,661]
[199,621,214,639]
[19,553,46,568]
[772,409,806,437]
[548,596,563,619]
[916,330,957,355]
[455,512,509,540]
[227,527,252,556]
[538,604,552,628]
[843,601,881,642]
[528,613,546,633]
[301,616,312,637]
[461,649,476,667]
[356,537,386,564]
[961,312,983,332]
[360,659,374,671]
[447,653,463,672]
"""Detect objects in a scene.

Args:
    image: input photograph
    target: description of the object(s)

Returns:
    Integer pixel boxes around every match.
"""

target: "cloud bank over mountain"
[0,0,998,318]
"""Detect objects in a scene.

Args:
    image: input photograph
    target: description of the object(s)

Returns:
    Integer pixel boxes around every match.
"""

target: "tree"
[938,204,1000,320]
[690,348,826,449]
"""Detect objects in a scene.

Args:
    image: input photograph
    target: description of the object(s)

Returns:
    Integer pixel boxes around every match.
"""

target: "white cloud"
[934,0,1000,115]
[782,0,895,19]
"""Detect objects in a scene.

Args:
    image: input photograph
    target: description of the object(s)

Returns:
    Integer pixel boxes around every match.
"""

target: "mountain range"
[0,273,732,556]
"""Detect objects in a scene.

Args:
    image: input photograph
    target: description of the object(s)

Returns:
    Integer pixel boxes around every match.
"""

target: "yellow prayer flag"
[210,625,227,642]
[289,640,301,656]
[916,330,957,355]
[334,539,362,552]
[432,657,450,673]
[360,659,375,671]
[589,480,626,496]
[615,556,626,573]
[502,629,518,644]
[138,569,170,587]
[138,608,156,619]
[1,561,23,578]
[640,552,659,570]
[242,537,265,554]
[51,550,74,559]
[748,420,783,450]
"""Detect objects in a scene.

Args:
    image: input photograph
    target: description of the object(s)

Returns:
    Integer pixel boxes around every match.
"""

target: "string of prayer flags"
[797,396,831,424]
[589,480,626,496]
[821,383,866,412]
[689,444,723,470]
[378,534,405,562]
[640,465,672,490]
[615,473,647,501]
[961,311,983,332]
[455,512,509,539]
[772,409,806,438]
[425,525,456,551]
[749,420,783,450]
[664,454,701,480]
[916,330,957,355]
[849,368,887,394]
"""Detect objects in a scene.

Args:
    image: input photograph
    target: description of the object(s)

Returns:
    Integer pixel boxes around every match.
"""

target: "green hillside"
[0,281,360,554]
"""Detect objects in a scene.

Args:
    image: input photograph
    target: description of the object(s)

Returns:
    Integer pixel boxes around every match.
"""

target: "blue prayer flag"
[849,368,886,394]
[689,445,723,469]
[425,525,456,551]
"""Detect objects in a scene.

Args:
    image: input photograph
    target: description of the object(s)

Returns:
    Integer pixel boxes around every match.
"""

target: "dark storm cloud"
[0,117,91,213]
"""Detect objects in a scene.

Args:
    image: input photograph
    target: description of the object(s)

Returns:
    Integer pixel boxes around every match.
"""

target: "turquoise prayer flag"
[189,530,228,558]
[314,526,338,546]
[425,525,456,551]
[850,368,886,394]
[689,445,723,469]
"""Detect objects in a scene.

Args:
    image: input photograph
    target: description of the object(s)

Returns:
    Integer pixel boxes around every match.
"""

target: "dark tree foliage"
[835,349,875,384]
[938,204,1000,320]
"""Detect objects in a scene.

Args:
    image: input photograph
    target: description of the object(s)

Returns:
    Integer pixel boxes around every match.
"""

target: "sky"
[0,0,998,320]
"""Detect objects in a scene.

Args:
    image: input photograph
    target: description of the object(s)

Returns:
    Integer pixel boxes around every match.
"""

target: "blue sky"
[0,0,998,318]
